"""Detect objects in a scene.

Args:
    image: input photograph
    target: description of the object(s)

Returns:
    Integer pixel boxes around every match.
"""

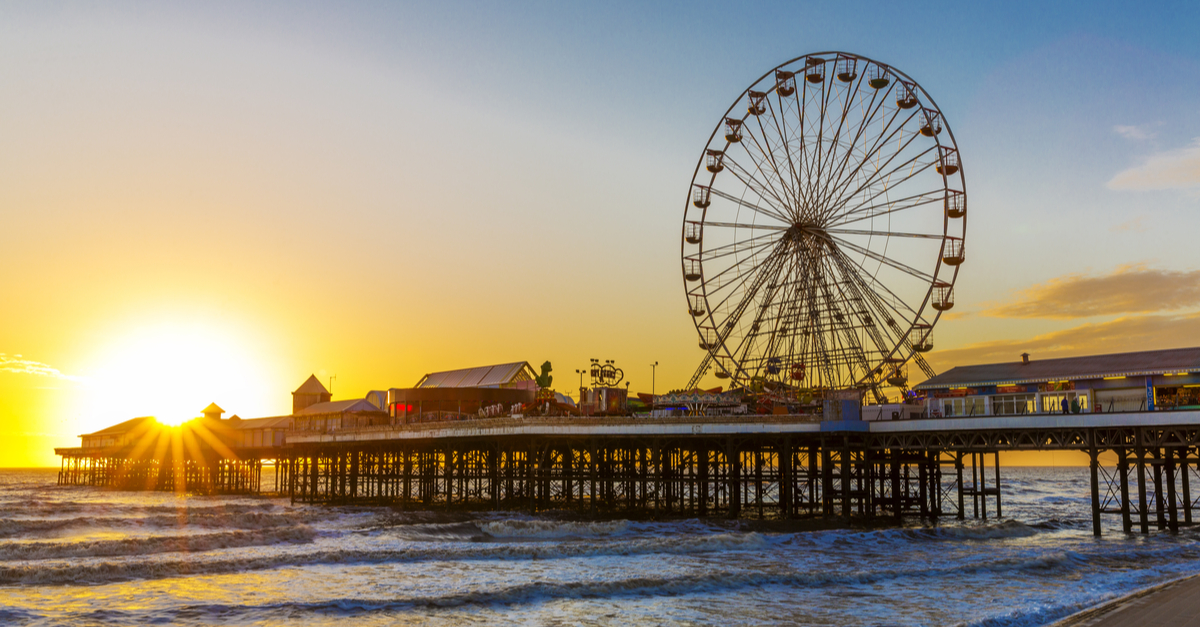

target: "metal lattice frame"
[683,52,966,396]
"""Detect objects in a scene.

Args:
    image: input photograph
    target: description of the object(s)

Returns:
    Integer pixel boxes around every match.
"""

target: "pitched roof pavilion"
[415,362,536,389]
[914,346,1200,391]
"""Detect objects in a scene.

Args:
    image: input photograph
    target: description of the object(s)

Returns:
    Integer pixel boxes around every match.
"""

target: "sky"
[3,1,1200,466]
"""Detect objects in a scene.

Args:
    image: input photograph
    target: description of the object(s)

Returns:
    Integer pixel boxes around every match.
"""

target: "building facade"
[913,347,1200,418]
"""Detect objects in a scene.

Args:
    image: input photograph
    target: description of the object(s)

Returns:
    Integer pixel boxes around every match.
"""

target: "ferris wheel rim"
[681,51,966,394]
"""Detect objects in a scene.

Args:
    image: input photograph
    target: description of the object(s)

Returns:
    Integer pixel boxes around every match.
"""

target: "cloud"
[1110,215,1147,233]
[1114,124,1155,141]
[923,312,1200,372]
[983,264,1200,319]
[1107,137,1200,190]
[0,354,83,381]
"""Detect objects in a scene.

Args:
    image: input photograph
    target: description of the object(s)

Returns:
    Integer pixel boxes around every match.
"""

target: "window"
[942,396,986,417]
[992,394,1036,415]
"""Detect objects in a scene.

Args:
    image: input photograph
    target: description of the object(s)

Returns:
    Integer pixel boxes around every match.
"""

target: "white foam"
[479,519,631,539]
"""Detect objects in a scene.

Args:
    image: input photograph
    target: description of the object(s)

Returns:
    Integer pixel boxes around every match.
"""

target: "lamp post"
[651,361,658,398]
[575,368,586,415]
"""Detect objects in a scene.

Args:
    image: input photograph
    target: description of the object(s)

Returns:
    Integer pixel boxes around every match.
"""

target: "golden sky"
[3,3,1200,466]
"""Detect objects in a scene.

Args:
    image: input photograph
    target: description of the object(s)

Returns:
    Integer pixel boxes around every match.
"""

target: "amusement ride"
[682,52,967,407]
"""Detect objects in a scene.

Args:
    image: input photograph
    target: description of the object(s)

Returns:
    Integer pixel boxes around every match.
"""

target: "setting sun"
[76,323,278,429]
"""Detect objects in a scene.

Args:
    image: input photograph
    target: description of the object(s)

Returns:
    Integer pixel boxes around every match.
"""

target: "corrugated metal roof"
[457,367,489,387]
[418,372,449,388]
[295,399,379,415]
[914,346,1200,390]
[440,369,470,388]
[416,362,535,388]
[230,415,293,430]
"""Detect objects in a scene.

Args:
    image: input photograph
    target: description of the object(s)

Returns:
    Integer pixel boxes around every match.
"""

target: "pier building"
[385,362,539,424]
[293,375,332,413]
[913,347,1200,417]
[291,398,388,432]
[57,403,278,493]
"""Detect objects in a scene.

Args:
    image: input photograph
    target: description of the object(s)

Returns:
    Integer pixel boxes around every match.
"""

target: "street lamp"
[575,368,586,414]
[651,361,659,397]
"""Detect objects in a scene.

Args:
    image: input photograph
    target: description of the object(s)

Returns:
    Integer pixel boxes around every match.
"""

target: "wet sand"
[1052,573,1200,626]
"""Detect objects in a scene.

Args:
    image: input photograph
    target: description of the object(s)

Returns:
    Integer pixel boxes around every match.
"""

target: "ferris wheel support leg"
[686,351,717,392]
[868,384,886,405]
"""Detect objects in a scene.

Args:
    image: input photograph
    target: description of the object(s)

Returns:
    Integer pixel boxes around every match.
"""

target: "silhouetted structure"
[293,375,332,414]
[55,409,273,494]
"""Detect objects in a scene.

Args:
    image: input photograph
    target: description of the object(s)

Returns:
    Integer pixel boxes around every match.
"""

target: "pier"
[281,410,1200,535]
[54,412,286,495]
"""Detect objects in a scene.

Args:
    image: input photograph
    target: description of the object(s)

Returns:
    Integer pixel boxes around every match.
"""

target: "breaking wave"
[0,510,322,538]
[0,530,771,586]
[4,551,1107,613]
[479,519,632,539]
[0,527,316,561]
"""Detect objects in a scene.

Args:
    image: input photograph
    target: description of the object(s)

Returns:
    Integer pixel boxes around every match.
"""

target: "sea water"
[1,467,1198,626]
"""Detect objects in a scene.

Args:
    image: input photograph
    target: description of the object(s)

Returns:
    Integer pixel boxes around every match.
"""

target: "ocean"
[1,466,1198,626]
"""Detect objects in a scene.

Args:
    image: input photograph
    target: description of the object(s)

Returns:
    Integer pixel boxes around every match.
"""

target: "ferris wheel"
[682,52,966,400]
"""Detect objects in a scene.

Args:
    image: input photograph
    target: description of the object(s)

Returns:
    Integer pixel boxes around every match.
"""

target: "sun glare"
[79,323,278,430]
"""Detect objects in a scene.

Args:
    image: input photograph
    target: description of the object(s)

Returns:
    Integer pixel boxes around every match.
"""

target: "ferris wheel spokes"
[818,233,937,283]
[826,188,948,228]
[704,185,791,223]
[809,82,908,214]
[818,132,924,219]
[713,157,794,220]
[816,120,934,224]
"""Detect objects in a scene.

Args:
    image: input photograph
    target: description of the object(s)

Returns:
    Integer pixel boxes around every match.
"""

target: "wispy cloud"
[1107,137,1200,191]
[983,265,1200,319]
[0,354,83,381]
[1110,215,1147,233]
[924,313,1200,371]
[1114,124,1155,141]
